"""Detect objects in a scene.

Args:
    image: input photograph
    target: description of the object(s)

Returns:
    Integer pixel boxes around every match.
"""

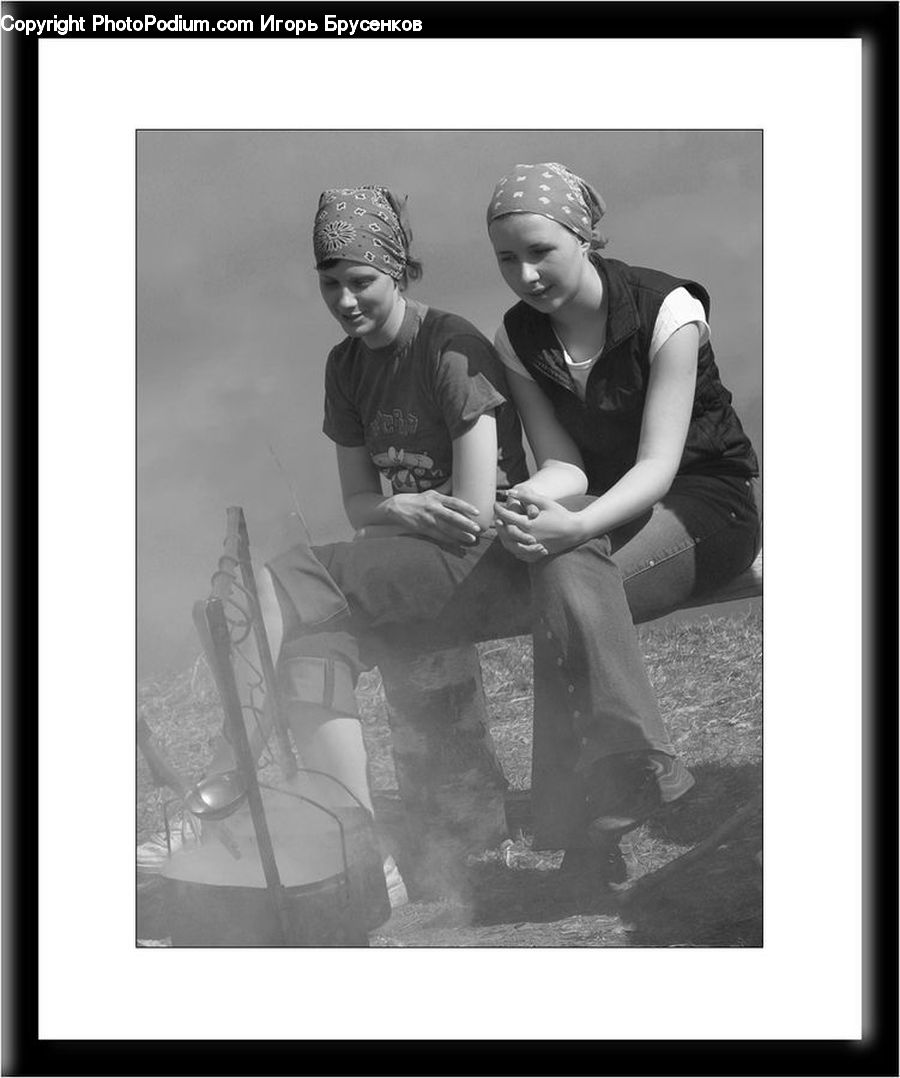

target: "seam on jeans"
[621,516,733,583]
[300,603,350,630]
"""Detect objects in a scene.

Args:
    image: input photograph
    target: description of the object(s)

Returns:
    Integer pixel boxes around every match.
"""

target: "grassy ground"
[138,610,762,948]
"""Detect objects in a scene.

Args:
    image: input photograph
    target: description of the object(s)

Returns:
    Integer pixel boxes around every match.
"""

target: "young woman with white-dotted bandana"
[487,163,760,880]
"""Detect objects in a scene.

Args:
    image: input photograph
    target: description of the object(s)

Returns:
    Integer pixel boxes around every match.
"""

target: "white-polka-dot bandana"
[313,186,409,279]
[486,162,607,244]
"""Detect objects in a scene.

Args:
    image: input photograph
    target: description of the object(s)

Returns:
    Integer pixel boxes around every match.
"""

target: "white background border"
[37,37,861,1041]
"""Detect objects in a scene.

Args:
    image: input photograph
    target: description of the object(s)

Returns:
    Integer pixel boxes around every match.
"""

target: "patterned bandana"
[313,186,409,279]
[486,162,607,245]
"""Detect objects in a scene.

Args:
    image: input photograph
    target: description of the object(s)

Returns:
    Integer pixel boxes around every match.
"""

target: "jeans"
[268,532,530,855]
[527,473,760,845]
[268,472,760,850]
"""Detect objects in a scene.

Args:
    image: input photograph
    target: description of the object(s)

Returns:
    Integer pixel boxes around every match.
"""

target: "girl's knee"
[278,653,358,718]
[531,539,616,589]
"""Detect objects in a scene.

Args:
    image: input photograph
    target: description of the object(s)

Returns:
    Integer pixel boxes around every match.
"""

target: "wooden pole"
[205,596,291,943]
[227,506,297,777]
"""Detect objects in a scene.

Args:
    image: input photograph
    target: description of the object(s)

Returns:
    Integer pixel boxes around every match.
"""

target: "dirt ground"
[369,779,762,949]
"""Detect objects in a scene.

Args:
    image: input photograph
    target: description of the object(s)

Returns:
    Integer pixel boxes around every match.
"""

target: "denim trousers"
[268,473,760,850]
[527,473,760,845]
[269,526,530,855]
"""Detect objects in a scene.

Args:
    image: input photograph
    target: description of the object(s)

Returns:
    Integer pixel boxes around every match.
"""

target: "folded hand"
[493,489,584,561]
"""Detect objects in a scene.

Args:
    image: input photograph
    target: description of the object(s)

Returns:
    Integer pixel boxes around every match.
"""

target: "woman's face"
[317,260,403,346]
[489,213,592,313]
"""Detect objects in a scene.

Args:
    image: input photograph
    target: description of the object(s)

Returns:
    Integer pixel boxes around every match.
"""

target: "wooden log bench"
[664,549,763,613]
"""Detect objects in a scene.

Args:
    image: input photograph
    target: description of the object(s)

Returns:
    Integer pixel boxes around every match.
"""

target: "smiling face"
[317,260,405,347]
[489,213,596,314]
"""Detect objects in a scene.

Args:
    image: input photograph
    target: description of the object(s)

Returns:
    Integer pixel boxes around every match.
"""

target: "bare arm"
[337,415,499,543]
[571,322,699,535]
[496,324,699,554]
[503,368,588,499]
[449,413,499,530]
[336,444,396,530]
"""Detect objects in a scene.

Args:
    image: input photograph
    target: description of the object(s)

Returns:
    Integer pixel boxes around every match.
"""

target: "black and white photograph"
[136,129,764,951]
[7,5,895,1070]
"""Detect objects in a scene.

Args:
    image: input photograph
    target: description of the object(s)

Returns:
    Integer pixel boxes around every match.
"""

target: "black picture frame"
[4,3,896,1074]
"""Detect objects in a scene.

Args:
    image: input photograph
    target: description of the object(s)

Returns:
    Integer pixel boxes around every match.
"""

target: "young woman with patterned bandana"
[223,186,530,902]
[485,162,761,882]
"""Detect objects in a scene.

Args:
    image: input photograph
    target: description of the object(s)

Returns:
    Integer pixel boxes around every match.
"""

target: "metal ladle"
[184,765,369,823]
[183,769,248,820]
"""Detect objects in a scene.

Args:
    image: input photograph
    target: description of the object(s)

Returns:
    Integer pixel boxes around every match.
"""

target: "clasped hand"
[493,489,583,562]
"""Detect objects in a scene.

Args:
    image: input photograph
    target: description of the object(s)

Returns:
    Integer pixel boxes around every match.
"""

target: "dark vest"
[503,255,759,495]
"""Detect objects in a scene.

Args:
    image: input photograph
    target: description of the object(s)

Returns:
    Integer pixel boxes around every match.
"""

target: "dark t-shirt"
[323,299,527,493]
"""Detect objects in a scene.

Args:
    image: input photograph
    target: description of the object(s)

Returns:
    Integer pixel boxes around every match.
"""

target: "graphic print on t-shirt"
[367,407,448,492]
[324,301,527,493]
[370,445,444,492]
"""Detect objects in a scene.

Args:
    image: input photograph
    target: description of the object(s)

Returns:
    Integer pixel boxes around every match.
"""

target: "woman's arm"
[503,368,589,499]
[336,430,489,544]
[496,324,700,553]
[569,322,698,534]
[449,412,499,530]
[336,443,396,530]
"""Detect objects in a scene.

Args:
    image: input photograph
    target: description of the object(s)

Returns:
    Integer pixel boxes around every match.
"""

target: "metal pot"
[162,785,389,946]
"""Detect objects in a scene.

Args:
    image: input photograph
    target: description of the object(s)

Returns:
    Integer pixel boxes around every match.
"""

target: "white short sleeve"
[649,287,710,361]
[493,323,535,382]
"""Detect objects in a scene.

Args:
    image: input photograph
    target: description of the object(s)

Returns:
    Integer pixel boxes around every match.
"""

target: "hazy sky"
[137,130,762,676]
